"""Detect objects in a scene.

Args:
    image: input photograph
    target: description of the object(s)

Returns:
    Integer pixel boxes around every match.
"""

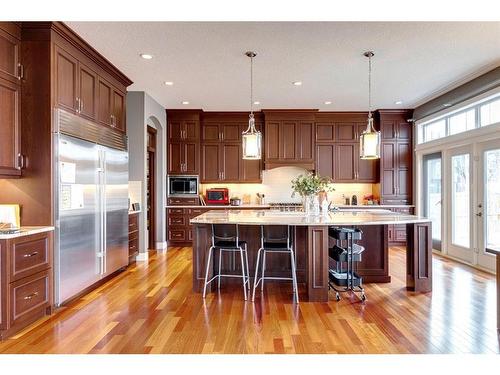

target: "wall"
[200,166,375,205]
[127,91,167,260]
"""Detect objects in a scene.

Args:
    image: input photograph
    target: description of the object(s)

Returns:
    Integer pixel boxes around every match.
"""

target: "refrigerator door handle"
[98,149,106,275]
[102,149,107,275]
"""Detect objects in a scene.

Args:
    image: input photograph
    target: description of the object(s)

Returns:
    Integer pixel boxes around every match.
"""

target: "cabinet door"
[241,159,261,182]
[315,123,335,143]
[281,121,297,159]
[184,120,199,141]
[316,144,335,179]
[221,123,241,142]
[168,141,183,174]
[0,79,21,176]
[335,143,356,181]
[78,63,97,121]
[55,47,78,113]
[201,144,220,182]
[221,143,240,181]
[98,78,112,127]
[265,121,280,160]
[336,123,357,142]
[201,123,220,142]
[297,122,314,161]
[183,142,199,175]
[356,144,378,182]
[397,142,411,198]
[397,121,412,140]
[0,27,20,83]
[168,120,183,141]
[112,89,125,131]
[381,120,398,140]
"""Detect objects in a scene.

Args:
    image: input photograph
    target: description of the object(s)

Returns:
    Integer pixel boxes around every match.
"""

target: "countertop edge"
[0,226,55,240]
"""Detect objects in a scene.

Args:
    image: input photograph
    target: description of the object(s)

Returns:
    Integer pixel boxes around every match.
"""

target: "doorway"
[147,126,157,250]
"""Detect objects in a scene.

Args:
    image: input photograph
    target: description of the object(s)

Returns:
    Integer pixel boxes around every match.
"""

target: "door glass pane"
[449,109,476,135]
[480,98,500,127]
[485,149,500,250]
[424,155,442,242]
[451,154,470,248]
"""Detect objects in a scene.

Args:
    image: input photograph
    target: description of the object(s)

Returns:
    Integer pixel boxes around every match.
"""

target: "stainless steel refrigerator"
[54,109,129,306]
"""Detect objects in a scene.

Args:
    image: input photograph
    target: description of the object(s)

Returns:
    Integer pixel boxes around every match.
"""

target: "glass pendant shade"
[360,117,381,159]
[242,114,262,159]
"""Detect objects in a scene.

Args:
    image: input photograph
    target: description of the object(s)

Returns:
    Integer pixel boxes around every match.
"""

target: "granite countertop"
[166,204,271,209]
[128,210,141,215]
[0,226,55,240]
[190,209,430,226]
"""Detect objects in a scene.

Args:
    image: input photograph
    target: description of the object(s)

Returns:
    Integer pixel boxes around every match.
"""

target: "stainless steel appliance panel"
[56,134,101,305]
[102,146,129,276]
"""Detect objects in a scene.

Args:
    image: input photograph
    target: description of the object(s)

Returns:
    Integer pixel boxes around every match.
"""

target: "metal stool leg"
[252,247,263,301]
[203,246,215,299]
[217,248,222,290]
[244,243,250,291]
[290,248,299,304]
[239,246,248,301]
[261,250,267,291]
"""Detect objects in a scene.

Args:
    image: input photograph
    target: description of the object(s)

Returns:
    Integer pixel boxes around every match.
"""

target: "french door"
[422,153,442,250]
[445,141,498,271]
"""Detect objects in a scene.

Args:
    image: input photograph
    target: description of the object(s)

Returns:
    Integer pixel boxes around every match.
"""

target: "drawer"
[168,229,186,241]
[394,225,407,242]
[10,270,50,325]
[168,216,186,226]
[168,208,185,215]
[129,213,139,233]
[167,197,199,206]
[129,237,139,258]
[11,233,50,282]
[129,230,139,242]
[188,208,205,217]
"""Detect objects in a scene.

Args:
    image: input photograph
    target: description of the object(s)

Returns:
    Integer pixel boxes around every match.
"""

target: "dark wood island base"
[192,221,432,302]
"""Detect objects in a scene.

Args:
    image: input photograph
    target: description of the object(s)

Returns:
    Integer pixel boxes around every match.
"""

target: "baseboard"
[136,252,149,261]
[156,241,167,251]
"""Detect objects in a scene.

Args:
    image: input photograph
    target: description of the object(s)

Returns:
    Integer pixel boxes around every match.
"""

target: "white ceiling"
[67,22,500,111]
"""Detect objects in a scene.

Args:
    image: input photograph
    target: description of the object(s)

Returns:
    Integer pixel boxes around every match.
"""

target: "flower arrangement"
[291,173,335,198]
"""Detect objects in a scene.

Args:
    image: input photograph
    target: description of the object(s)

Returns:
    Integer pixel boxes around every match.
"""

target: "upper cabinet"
[376,110,413,204]
[167,110,201,175]
[0,22,22,177]
[264,110,315,170]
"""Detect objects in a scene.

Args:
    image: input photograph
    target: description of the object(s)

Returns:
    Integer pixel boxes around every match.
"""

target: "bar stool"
[252,225,299,303]
[202,224,250,300]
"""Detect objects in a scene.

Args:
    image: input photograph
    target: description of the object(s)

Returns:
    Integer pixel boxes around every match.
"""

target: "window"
[480,98,500,127]
[449,109,475,135]
[417,92,500,144]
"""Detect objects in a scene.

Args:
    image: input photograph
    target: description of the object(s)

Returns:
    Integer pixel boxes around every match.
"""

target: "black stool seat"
[262,241,289,250]
[213,240,247,249]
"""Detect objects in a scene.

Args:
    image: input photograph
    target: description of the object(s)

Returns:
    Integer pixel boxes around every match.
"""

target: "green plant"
[291,173,335,197]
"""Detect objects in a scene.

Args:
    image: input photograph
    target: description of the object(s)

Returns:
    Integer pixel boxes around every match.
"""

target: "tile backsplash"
[201,166,377,204]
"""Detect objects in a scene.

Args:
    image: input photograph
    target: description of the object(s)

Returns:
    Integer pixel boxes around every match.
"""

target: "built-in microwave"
[167,175,199,196]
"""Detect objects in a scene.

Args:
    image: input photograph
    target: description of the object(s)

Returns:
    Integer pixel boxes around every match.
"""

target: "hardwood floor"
[0,246,498,354]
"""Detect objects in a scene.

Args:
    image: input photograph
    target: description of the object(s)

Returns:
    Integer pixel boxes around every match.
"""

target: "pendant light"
[360,51,381,160]
[242,51,262,160]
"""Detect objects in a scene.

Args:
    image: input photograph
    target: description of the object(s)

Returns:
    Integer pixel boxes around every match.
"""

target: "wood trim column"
[306,226,329,302]
[192,224,211,293]
[406,222,432,292]
[497,255,500,330]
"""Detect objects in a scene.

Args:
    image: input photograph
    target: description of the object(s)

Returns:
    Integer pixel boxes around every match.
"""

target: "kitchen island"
[190,209,432,302]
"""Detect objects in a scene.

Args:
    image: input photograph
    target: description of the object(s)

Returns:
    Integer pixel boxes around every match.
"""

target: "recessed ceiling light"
[394,100,403,105]
[324,101,332,105]
[253,101,260,105]
[181,101,190,105]
[140,54,153,60]
[164,81,174,86]
[443,103,452,107]
[292,81,302,86]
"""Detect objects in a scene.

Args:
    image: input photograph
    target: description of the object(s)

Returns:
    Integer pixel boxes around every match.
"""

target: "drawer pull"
[24,292,39,300]
[129,224,134,227]
[130,246,136,250]
[23,251,39,258]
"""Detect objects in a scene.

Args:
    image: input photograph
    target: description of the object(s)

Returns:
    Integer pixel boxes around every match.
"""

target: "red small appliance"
[206,188,229,205]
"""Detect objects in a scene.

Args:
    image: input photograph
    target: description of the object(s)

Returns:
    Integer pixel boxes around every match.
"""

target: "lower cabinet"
[128,213,139,263]
[0,231,53,340]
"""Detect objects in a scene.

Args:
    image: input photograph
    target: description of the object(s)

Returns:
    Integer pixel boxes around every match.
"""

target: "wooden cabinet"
[377,110,413,205]
[264,111,315,170]
[0,231,53,340]
[0,23,22,177]
[55,43,127,131]
[128,213,139,263]
[199,114,262,183]
[167,111,201,175]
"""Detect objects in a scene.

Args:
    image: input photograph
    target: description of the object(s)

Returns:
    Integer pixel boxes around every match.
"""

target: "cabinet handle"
[24,292,39,300]
[80,99,84,113]
[76,98,80,113]
[17,153,25,170]
[18,63,24,80]
[23,251,39,258]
